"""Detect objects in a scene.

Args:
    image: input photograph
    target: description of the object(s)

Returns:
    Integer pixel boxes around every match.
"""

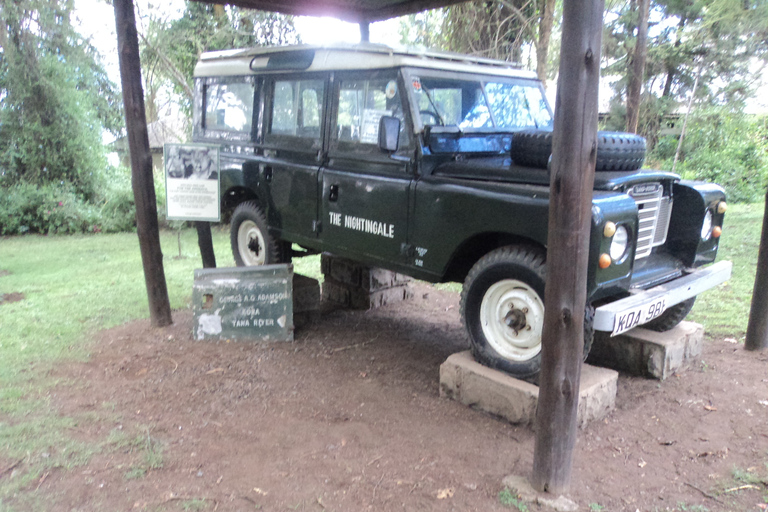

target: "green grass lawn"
[0,204,763,505]
[687,203,763,338]
[0,226,322,505]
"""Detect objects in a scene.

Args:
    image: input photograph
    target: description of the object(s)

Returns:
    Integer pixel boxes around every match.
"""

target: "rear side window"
[269,79,325,139]
[204,81,255,133]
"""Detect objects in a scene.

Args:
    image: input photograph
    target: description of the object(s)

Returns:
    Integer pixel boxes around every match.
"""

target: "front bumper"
[593,260,732,334]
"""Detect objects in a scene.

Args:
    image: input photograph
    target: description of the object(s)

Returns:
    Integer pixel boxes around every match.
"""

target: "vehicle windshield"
[410,75,553,131]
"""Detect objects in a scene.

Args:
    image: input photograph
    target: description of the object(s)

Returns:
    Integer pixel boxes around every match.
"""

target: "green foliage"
[0,167,137,235]
[647,110,768,203]
[0,0,122,198]
[498,487,529,511]
[181,499,210,511]
[140,3,300,116]
[603,0,768,144]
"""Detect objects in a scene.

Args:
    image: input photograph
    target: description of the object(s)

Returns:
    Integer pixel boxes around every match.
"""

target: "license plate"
[612,297,667,336]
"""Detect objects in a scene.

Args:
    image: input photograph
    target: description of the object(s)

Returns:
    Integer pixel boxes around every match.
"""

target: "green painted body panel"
[410,176,550,275]
[193,57,726,308]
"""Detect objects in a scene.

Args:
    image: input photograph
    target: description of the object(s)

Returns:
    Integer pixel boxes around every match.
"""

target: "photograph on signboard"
[164,143,220,222]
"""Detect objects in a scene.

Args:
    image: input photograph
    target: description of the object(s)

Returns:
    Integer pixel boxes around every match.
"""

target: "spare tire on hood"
[511,129,646,171]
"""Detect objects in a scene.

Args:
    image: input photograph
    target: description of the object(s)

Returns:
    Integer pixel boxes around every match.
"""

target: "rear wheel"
[230,201,283,266]
[461,245,593,379]
[644,297,695,332]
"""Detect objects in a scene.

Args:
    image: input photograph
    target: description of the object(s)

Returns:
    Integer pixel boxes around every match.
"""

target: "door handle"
[329,184,339,202]
[264,166,273,182]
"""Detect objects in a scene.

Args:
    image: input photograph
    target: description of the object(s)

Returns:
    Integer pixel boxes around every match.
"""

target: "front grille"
[629,183,672,260]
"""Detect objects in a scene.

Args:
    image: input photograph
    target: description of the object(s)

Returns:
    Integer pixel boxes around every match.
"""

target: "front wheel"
[230,201,283,266]
[461,245,593,379]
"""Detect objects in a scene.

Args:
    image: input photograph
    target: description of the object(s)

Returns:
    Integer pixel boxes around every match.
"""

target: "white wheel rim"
[479,279,544,361]
[237,220,267,266]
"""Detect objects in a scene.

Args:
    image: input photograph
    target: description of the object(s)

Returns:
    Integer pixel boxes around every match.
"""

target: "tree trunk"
[114,0,173,328]
[745,189,768,351]
[537,0,556,86]
[139,32,195,102]
[662,17,687,99]
[672,66,700,173]
[531,0,604,495]
[626,0,649,134]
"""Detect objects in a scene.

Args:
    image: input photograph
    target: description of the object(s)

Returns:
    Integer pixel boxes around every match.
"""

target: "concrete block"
[439,351,618,427]
[322,278,413,310]
[293,274,320,329]
[588,321,703,379]
[320,253,411,291]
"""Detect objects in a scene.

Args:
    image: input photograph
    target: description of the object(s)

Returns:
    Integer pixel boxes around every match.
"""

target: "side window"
[269,78,324,139]
[204,81,254,133]
[335,76,410,149]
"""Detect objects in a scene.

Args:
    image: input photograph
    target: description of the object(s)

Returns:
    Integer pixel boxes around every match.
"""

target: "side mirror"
[378,116,400,153]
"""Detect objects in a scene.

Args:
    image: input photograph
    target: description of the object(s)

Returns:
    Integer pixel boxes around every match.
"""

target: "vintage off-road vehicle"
[192,43,731,378]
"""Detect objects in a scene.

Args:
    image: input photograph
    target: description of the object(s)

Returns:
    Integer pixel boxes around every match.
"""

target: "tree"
[0,0,122,198]
[604,0,768,145]
[625,0,649,133]
[138,3,300,117]
[398,1,562,87]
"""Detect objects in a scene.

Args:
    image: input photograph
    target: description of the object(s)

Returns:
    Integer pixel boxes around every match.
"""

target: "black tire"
[644,297,695,332]
[460,245,594,380]
[510,129,647,171]
[596,131,647,171]
[510,130,553,169]
[230,201,283,266]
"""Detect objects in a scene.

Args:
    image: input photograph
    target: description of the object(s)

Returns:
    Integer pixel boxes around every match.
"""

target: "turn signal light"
[717,201,728,214]
[599,253,612,269]
[712,226,722,238]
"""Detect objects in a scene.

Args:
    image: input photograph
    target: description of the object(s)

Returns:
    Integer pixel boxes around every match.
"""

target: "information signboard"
[164,143,220,222]
[193,265,294,342]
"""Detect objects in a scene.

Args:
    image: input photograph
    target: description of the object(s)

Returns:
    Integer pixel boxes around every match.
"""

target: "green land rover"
[192,43,732,379]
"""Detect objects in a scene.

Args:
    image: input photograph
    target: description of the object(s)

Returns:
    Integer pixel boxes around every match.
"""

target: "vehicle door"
[320,71,415,264]
[260,74,328,246]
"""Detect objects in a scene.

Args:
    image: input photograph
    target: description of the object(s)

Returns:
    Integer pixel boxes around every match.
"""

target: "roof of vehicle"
[194,43,539,80]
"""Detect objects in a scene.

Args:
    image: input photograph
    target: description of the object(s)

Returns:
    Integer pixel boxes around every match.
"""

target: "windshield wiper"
[420,84,445,126]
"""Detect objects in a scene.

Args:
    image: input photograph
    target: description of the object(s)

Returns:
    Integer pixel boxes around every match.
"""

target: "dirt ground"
[5,283,768,511]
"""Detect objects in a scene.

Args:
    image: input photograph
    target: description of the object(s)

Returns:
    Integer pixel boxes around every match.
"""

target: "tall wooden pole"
[531,0,604,494]
[745,189,768,350]
[114,0,173,327]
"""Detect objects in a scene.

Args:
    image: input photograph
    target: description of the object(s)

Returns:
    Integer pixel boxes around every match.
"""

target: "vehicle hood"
[431,157,680,191]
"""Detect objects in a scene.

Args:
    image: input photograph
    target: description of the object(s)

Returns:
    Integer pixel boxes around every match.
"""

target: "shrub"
[0,183,99,235]
[0,165,139,235]
[647,110,768,203]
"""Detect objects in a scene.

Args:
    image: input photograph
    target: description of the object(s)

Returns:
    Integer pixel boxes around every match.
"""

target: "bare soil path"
[7,283,768,511]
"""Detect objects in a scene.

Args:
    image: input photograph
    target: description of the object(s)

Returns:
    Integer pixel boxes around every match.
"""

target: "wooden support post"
[745,189,768,351]
[195,222,217,269]
[360,21,370,43]
[114,0,173,327]
[531,0,605,494]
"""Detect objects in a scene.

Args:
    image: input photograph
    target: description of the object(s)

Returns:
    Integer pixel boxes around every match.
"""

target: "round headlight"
[701,210,713,241]
[610,225,629,261]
